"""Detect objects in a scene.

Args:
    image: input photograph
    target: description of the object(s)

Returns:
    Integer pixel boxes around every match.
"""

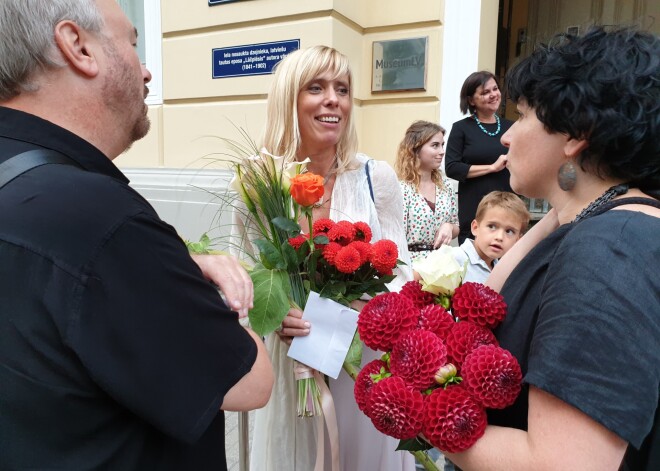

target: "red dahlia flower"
[422,386,487,453]
[370,239,398,274]
[390,330,447,390]
[366,376,425,439]
[322,242,343,265]
[353,221,373,243]
[313,218,335,235]
[418,304,455,341]
[348,240,372,265]
[287,234,308,250]
[354,359,388,413]
[400,280,436,309]
[461,345,522,409]
[445,321,498,368]
[327,220,356,245]
[358,292,419,351]
[452,282,508,329]
[334,245,362,274]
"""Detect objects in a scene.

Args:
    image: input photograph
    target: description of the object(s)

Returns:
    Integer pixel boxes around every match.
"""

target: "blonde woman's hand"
[275,307,310,345]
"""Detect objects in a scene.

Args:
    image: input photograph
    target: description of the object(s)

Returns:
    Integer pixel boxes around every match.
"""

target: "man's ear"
[53,21,100,78]
[564,137,588,160]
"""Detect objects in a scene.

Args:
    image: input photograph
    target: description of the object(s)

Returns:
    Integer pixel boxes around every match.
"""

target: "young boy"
[454,191,530,284]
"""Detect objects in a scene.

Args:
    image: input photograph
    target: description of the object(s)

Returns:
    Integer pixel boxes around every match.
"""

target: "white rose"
[412,245,467,296]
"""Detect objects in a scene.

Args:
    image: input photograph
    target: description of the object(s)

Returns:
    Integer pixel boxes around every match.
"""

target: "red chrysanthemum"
[327,220,356,245]
[452,282,508,329]
[461,345,522,409]
[370,239,399,274]
[312,218,335,235]
[400,280,436,309]
[418,304,455,341]
[358,292,419,351]
[334,245,362,274]
[287,234,308,250]
[353,221,373,243]
[348,241,372,265]
[322,242,343,265]
[390,330,447,390]
[445,321,498,368]
[354,359,387,413]
[422,386,487,453]
[366,376,425,439]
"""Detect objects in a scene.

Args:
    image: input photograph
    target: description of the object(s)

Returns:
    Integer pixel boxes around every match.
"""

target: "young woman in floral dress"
[395,120,459,263]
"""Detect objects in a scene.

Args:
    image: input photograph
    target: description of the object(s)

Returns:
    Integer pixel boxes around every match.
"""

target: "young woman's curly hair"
[394,120,446,189]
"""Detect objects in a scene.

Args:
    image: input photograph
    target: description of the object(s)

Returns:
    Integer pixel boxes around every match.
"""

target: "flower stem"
[412,450,440,471]
[342,361,359,381]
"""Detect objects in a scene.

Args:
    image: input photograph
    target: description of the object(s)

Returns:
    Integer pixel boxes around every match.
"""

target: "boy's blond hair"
[475,191,530,234]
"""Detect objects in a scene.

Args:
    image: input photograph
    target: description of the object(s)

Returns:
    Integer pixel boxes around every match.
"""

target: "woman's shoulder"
[559,210,659,263]
[356,153,396,177]
[453,116,474,126]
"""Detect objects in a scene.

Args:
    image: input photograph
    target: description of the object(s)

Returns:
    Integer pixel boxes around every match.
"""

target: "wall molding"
[122,167,235,245]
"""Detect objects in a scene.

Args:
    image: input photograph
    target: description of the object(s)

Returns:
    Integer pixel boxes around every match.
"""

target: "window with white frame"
[117,0,162,105]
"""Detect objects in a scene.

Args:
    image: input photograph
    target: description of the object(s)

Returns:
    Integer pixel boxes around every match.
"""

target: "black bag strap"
[365,159,375,203]
[0,149,79,189]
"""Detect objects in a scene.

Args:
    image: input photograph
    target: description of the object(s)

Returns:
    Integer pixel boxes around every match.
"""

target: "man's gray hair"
[0,0,104,101]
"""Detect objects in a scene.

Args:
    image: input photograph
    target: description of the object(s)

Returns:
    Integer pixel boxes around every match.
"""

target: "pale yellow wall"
[115,106,162,167]
[120,0,499,171]
[478,0,499,72]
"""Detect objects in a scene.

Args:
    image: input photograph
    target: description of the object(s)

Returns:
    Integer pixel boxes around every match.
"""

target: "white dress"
[246,154,415,471]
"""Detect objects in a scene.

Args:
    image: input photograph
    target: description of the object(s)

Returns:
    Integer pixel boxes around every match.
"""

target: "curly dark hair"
[505,26,660,191]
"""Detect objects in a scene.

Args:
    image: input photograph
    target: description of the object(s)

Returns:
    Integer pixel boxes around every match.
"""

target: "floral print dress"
[400,178,459,262]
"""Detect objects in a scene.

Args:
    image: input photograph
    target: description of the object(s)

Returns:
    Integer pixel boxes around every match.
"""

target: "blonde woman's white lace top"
[238,153,414,471]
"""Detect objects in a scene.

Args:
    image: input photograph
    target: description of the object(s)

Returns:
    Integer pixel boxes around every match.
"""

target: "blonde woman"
[395,120,459,263]
[240,46,414,471]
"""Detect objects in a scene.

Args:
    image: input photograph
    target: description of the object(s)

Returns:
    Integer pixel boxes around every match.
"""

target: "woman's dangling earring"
[557,161,577,191]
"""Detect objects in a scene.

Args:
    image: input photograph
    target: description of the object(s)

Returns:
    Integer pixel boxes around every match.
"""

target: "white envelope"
[287,291,359,379]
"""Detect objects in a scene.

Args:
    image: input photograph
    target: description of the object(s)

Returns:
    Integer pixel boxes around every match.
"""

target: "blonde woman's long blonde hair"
[262,45,359,174]
[394,120,446,189]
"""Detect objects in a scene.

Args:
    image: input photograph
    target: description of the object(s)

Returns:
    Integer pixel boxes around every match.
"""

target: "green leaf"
[248,268,290,336]
[396,437,433,452]
[253,239,286,269]
[313,234,329,245]
[296,241,311,264]
[281,241,300,269]
[272,216,301,234]
[319,281,347,299]
[185,233,212,254]
[344,330,363,374]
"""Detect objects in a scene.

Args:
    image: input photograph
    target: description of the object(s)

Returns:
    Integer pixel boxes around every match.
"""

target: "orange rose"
[289,173,325,207]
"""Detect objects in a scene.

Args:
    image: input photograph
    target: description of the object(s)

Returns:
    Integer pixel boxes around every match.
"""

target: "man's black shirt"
[0,106,257,470]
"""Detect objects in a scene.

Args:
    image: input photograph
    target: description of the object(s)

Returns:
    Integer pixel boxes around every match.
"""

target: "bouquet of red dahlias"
[354,264,522,470]
[285,198,401,416]
[288,218,399,305]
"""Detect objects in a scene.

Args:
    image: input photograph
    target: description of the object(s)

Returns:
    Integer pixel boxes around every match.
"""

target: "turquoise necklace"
[474,114,501,137]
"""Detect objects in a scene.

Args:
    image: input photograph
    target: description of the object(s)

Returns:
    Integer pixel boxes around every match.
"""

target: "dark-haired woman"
[443,27,659,471]
[445,71,514,243]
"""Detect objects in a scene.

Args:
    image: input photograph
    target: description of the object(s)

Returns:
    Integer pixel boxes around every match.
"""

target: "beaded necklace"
[473,114,501,137]
[572,183,629,223]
